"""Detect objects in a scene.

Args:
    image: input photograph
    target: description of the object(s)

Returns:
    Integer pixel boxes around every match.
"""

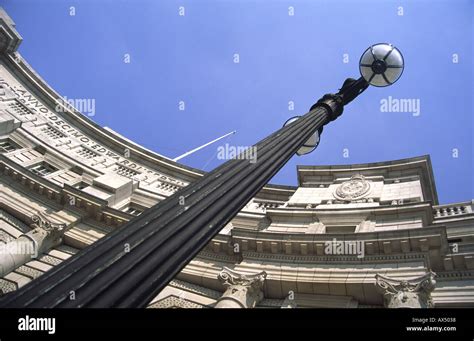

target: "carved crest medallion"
[334,174,371,201]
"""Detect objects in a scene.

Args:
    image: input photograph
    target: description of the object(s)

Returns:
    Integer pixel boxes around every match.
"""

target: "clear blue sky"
[2,0,472,204]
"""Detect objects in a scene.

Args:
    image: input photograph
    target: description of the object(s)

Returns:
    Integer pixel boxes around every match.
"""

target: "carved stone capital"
[215,267,267,308]
[30,212,67,246]
[31,212,66,232]
[375,272,436,308]
[218,267,266,289]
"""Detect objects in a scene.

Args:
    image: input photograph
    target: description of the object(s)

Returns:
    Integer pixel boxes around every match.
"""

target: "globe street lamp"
[285,43,404,156]
[0,44,404,308]
[359,43,404,87]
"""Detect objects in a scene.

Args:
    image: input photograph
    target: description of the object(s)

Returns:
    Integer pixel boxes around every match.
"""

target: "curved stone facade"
[0,9,473,308]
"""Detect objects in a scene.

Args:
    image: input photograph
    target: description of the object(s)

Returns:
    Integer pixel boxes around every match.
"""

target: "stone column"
[215,267,267,308]
[375,272,436,308]
[0,213,66,277]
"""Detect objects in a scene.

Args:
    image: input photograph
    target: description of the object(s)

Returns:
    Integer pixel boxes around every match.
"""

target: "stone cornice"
[436,270,474,280]
[0,208,29,233]
[197,250,241,263]
[242,250,430,265]
[183,254,467,284]
[231,224,448,248]
[179,253,473,302]
[225,225,450,271]
[179,256,430,300]
[266,201,434,220]
[199,224,456,272]
[0,9,21,53]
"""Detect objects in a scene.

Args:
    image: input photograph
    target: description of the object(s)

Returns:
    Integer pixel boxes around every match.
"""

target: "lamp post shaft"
[0,81,362,308]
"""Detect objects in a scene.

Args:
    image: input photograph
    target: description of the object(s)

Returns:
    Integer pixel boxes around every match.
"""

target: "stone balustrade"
[433,201,473,218]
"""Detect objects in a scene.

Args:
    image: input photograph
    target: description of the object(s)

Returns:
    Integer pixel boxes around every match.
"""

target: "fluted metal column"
[0,78,368,308]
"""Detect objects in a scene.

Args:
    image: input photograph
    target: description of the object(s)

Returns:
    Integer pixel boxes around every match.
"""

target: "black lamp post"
[0,44,404,308]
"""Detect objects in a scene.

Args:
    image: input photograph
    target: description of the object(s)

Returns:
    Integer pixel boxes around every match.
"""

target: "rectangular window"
[76,147,99,159]
[29,162,58,177]
[7,100,31,116]
[42,125,66,140]
[116,165,140,178]
[325,225,356,234]
[0,139,19,153]
[124,205,144,216]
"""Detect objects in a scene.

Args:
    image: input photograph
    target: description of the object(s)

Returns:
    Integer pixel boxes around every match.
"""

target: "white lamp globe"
[359,43,404,87]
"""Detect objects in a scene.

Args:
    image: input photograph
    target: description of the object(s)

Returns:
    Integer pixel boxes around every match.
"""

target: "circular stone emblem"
[334,174,371,201]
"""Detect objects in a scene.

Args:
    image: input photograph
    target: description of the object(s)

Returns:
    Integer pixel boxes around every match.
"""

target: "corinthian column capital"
[375,271,436,308]
[31,212,66,233]
[30,212,66,241]
[215,267,267,308]
[218,267,266,289]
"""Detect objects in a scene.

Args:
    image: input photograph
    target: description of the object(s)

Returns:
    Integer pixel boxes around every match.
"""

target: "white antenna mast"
[172,130,236,162]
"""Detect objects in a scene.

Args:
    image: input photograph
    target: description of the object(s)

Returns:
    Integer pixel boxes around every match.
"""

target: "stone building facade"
[0,9,473,308]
